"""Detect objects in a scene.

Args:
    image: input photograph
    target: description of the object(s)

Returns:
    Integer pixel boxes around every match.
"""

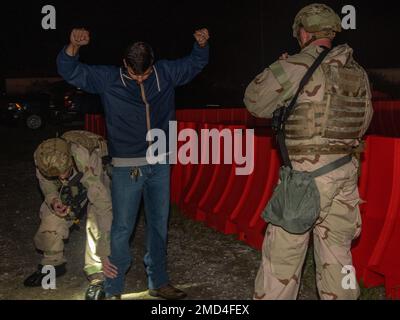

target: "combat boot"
[85,273,106,300]
[23,263,67,287]
[87,286,121,300]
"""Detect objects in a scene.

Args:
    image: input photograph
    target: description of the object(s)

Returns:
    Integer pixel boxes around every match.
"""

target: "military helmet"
[34,138,73,177]
[293,3,342,41]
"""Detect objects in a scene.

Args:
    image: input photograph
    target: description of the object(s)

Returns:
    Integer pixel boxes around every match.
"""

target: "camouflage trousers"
[34,202,103,278]
[254,155,362,300]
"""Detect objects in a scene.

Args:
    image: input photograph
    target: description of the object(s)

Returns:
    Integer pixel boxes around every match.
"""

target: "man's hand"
[51,198,69,218]
[194,28,210,48]
[66,28,90,56]
[70,28,90,47]
[102,256,118,279]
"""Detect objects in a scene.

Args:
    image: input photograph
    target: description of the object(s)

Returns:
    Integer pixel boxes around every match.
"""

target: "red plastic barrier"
[202,109,220,123]
[180,123,223,220]
[176,108,272,127]
[175,109,191,122]
[193,109,206,123]
[204,127,256,234]
[171,121,198,204]
[362,139,400,299]
[368,100,400,137]
[238,148,280,250]
[228,132,273,241]
[352,136,397,287]
[230,108,253,126]
[196,127,244,223]
[172,122,200,211]
[84,114,107,138]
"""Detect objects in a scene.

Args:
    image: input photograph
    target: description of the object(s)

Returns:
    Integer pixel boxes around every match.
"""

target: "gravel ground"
[0,123,385,300]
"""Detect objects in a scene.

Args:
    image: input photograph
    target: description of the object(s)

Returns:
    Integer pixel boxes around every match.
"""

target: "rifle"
[59,172,88,225]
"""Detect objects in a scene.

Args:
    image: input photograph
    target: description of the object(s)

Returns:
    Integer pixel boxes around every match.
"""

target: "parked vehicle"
[0,81,103,130]
[0,92,50,129]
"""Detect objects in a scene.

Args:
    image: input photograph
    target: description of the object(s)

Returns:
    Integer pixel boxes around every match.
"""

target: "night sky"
[1,0,400,105]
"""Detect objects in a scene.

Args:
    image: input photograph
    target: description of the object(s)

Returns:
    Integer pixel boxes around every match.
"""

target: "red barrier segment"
[204,127,256,234]
[216,109,233,124]
[367,100,400,137]
[175,109,191,122]
[84,114,107,138]
[230,108,253,126]
[176,108,271,127]
[351,136,397,287]
[195,162,234,217]
[174,122,201,212]
[239,148,281,250]
[388,101,400,137]
[180,123,223,220]
[202,109,220,123]
[171,121,199,205]
[362,139,400,299]
[193,109,206,123]
[229,132,273,242]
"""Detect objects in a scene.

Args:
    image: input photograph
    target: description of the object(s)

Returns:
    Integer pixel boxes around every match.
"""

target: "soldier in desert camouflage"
[23,130,112,300]
[244,3,373,299]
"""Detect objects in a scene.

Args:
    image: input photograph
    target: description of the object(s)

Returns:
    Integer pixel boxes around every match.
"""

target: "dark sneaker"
[85,280,106,300]
[23,263,67,287]
[149,284,187,300]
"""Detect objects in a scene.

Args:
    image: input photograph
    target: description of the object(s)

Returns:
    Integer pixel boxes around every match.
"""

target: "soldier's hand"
[194,28,210,48]
[51,199,68,218]
[70,28,90,48]
[102,257,118,279]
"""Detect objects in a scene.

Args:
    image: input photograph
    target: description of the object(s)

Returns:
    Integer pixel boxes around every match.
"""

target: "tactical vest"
[285,56,370,142]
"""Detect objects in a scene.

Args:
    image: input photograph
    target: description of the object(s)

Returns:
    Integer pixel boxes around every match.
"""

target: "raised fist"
[70,28,90,48]
[194,28,210,48]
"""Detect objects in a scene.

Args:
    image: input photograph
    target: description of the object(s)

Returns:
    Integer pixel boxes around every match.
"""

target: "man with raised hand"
[57,27,209,299]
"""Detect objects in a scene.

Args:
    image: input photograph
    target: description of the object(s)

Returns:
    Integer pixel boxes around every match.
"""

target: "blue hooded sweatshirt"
[57,43,209,158]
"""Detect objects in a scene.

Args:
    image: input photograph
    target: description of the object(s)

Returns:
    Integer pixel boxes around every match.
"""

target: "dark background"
[1,0,400,106]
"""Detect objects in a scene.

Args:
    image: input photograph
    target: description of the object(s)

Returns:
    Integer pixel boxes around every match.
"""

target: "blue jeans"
[104,163,170,296]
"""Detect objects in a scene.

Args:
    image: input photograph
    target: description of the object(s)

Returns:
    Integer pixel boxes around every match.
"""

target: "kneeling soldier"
[24,130,112,300]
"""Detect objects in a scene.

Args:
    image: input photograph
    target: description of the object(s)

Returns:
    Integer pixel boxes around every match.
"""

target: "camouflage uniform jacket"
[244,44,373,154]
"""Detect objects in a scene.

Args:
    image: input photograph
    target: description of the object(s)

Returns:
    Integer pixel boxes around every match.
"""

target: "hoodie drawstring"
[139,83,152,147]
